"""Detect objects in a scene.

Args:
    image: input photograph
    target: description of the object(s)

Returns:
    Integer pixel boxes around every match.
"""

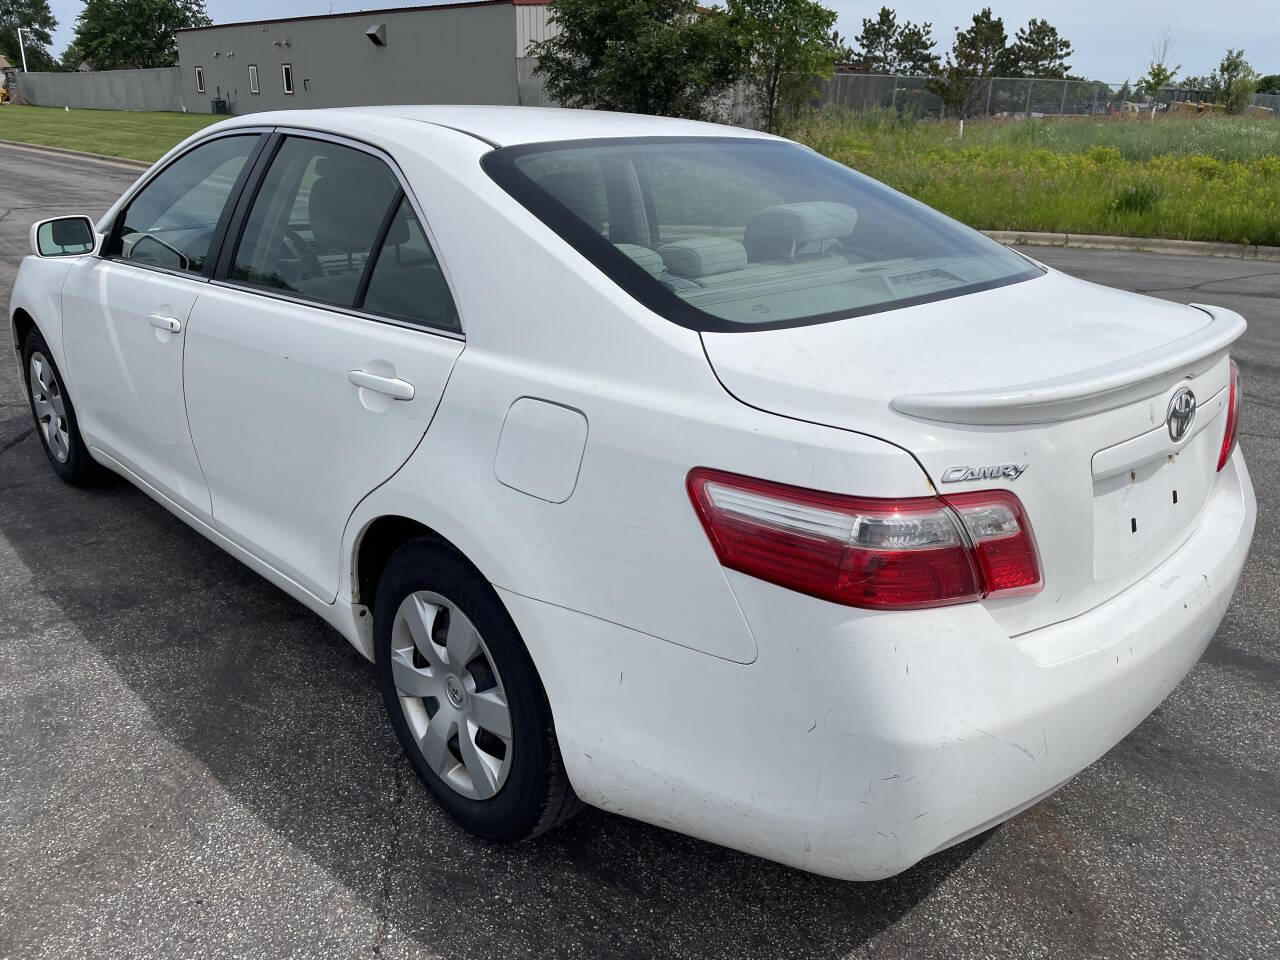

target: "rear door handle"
[148,314,182,333]
[347,369,415,401]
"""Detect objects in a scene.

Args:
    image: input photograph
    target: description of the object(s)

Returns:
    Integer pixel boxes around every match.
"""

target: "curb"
[1,138,1277,263]
[985,230,1280,262]
[0,139,150,170]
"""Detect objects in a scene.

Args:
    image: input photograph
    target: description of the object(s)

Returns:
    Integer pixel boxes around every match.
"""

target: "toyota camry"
[9,107,1255,880]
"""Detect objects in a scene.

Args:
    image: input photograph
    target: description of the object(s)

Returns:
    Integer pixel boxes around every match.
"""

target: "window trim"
[194,65,205,94]
[210,126,465,339]
[481,135,1044,334]
[102,129,271,283]
[248,64,260,95]
[281,62,294,95]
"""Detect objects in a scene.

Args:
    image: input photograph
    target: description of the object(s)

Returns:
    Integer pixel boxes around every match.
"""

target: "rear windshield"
[482,137,1042,333]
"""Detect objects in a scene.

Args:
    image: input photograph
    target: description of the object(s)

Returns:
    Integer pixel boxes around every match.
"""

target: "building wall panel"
[175,4,517,114]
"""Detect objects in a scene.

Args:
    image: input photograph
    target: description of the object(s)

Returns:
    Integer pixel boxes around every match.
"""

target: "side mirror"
[31,216,100,258]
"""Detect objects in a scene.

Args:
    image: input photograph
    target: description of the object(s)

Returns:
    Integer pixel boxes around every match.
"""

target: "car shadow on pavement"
[0,435,986,959]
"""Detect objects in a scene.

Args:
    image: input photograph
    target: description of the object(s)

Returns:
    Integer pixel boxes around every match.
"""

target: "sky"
[41,0,1280,82]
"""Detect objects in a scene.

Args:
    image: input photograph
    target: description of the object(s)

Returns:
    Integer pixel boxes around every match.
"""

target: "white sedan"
[9,107,1254,881]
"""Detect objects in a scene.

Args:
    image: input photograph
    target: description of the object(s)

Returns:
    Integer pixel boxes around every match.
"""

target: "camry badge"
[1167,387,1196,442]
[941,463,1028,483]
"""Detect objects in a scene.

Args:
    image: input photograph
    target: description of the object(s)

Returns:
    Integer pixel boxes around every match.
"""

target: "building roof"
[213,105,776,149]
[175,0,548,33]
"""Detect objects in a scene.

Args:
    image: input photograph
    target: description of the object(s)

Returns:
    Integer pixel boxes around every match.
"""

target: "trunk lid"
[701,270,1246,635]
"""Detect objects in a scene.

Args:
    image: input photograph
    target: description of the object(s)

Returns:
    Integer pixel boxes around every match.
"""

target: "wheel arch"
[352,514,499,615]
[11,307,35,353]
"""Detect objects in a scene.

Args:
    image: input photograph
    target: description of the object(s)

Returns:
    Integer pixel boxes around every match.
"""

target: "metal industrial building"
[174,0,558,114]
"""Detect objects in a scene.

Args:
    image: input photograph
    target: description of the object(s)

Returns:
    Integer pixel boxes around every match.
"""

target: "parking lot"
[0,142,1277,960]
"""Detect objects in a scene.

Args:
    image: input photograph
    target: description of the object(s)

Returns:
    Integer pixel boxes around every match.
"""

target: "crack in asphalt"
[0,427,33,456]
[1134,268,1280,297]
[369,755,409,956]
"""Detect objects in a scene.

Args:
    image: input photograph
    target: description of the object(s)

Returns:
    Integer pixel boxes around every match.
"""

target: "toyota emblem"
[1167,387,1196,442]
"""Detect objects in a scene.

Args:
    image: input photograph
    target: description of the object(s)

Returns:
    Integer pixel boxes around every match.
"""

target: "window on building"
[194,66,205,94]
[248,64,259,95]
[281,63,294,95]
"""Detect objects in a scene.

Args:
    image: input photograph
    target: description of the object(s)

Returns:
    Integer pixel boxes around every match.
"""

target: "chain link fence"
[818,72,1278,120]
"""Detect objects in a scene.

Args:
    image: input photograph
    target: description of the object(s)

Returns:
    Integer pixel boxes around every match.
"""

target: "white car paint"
[8,106,1255,881]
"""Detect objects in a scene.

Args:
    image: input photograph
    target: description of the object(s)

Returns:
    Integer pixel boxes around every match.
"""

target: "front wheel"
[21,326,106,486]
[373,539,582,841]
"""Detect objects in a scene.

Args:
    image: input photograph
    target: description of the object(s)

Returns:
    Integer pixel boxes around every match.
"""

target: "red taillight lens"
[1217,359,1241,472]
[942,490,1042,595]
[687,468,1042,610]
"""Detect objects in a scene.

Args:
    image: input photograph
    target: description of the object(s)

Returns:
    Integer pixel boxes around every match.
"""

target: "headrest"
[657,237,747,279]
[535,172,605,234]
[614,243,664,277]
[308,163,398,253]
[744,201,858,261]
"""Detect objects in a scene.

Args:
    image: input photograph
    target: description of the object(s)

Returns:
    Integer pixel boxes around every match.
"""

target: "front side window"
[361,197,459,330]
[248,64,259,94]
[281,63,294,95]
[113,134,257,275]
[194,66,205,93]
[483,137,1042,332]
[230,137,400,308]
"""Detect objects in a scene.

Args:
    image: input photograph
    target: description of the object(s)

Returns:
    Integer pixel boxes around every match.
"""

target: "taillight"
[687,468,1041,610]
[1217,359,1241,472]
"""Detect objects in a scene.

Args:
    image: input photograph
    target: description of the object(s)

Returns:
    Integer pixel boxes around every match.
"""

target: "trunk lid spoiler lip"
[889,303,1246,426]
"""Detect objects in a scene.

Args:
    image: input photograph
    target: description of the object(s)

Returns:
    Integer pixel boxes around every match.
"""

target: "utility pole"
[16,27,29,73]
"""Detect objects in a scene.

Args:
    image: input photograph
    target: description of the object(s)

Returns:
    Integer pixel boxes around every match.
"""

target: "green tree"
[1257,74,1280,95]
[853,7,935,75]
[854,6,896,72]
[530,0,740,120]
[1003,17,1072,77]
[59,40,86,70]
[926,7,1007,118]
[71,0,210,70]
[893,19,937,76]
[1208,48,1258,113]
[1138,30,1178,101]
[0,0,58,70]
[728,0,838,133]
[827,28,854,63]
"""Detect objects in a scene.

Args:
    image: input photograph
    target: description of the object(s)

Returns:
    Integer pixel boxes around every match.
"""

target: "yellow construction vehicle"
[0,66,16,104]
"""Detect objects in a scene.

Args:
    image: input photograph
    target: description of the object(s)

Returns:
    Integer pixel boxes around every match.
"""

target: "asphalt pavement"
[0,141,1277,960]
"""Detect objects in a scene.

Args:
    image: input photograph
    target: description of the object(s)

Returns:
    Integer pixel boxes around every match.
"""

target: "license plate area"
[1092,427,1217,581]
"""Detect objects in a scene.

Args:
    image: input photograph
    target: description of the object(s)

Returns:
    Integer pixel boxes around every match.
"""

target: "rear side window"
[361,197,459,331]
[230,137,399,308]
[483,137,1042,332]
[113,134,257,275]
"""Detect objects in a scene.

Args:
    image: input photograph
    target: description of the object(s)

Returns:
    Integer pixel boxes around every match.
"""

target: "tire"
[374,538,582,841]
[21,326,106,487]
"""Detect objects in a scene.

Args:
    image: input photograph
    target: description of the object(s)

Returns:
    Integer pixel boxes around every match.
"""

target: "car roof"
[216,105,780,149]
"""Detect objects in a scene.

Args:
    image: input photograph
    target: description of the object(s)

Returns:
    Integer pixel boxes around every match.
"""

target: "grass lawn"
[0,105,221,164]
[3,104,1278,246]
[791,111,1280,247]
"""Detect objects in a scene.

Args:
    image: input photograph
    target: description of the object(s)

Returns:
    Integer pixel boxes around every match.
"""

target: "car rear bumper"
[501,450,1255,881]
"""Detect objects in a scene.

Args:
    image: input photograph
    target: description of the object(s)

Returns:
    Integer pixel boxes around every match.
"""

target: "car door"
[182,133,464,603]
[61,132,265,521]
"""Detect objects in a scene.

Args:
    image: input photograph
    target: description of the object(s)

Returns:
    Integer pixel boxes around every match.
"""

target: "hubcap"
[28,352,70,463]
[389,591,514,800]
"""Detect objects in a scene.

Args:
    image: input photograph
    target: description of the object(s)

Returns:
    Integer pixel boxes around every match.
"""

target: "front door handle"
[148,313,182,333]
[347,369,415,401]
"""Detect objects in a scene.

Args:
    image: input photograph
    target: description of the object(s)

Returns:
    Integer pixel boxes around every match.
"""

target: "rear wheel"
[21,327,105,486]
[373,539,582,841]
